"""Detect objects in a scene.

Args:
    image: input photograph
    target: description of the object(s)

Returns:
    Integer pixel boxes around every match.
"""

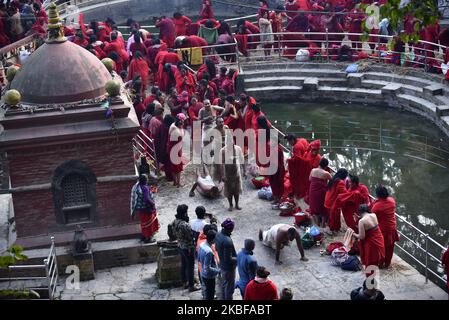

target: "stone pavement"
[56,164,448,300]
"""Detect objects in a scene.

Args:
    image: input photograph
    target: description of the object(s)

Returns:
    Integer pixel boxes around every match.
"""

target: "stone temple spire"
[46,2,67,44]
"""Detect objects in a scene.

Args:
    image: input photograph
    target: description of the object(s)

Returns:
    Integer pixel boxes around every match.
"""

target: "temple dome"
[10,41,112,105]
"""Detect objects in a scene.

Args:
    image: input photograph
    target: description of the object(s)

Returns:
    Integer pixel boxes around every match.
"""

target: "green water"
[264,102,449,261]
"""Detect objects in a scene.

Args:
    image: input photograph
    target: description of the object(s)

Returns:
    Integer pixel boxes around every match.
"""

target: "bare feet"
[189,191,195,197]
[259,229,263,241]
[235,205,242,210]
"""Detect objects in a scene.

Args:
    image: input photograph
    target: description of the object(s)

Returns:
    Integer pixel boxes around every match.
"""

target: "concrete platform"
[55,164,448,300]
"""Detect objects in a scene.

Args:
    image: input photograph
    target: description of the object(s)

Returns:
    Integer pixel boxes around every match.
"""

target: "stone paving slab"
[55,164,448,300]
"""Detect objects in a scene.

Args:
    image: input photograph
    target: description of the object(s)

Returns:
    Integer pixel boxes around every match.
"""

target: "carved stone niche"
[51,160,97,226]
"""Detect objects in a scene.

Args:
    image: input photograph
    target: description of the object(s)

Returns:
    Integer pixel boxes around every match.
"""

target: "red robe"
[235,33,249,56]
[335,184,370,231]
[359,226,385,269]
[128,58,150,97]
[166,134,184,174]
[293,138,309,157]
[325,179,347,231]
[199,0,214,20]
[173,16,192,37]
[371,197,399,268]
[268,144,285,198]
[287,155,311,199]
[156,18,176,48]
[285,0,300,19]
[175,69,196,94]
[309,176,328,218]
[244,279,278,300]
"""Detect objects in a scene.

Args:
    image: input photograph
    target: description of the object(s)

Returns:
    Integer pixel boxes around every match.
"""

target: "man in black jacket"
[214,218,237,300]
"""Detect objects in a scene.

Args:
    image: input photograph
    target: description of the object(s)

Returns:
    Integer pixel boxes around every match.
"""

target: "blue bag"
[340,255,362,271]
[345,63,358,73]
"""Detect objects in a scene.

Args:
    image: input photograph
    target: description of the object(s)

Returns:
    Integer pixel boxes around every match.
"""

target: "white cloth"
[190,218,208,233]
[262,224,290,250]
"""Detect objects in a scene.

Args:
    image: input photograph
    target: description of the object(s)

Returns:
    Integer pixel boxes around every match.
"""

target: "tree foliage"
[0,245,27,269]
[361,0,440,43]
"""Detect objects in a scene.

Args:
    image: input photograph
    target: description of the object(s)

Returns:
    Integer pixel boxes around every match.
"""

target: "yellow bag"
[177,47,203,66]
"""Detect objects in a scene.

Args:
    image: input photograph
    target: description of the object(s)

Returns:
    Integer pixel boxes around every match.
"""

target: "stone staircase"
[240,61,449,137]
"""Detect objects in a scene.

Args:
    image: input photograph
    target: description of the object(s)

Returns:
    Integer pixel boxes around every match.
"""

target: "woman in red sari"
[370,185,399,268]
[351,204,385,273]
[325,168,348,233]
[167,113,186,187]
[199,0,214,20]
[309,158,332,227]
[131,174,160,243]
[128,51,150,98]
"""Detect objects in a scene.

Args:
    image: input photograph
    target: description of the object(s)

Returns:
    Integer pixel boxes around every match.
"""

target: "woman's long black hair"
[328,168,348,189]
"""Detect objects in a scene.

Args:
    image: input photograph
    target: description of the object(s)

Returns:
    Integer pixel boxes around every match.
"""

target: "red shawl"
[359,226,385,268]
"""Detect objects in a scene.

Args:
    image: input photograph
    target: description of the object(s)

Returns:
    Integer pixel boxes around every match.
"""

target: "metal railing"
[132,129,159,175]
[274,122,448,289]
[0,237,58,300]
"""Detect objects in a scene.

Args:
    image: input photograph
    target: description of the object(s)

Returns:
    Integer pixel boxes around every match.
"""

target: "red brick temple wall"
[8,136,137,238]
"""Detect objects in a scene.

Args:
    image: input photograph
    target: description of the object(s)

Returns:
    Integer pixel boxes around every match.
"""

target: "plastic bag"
[296,49,310,62]
[258,186,273,201]
[345,63,358,73]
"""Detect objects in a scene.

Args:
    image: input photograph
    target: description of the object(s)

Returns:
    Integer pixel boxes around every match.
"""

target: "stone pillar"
[156,245,183,289]
[72,250,95,281]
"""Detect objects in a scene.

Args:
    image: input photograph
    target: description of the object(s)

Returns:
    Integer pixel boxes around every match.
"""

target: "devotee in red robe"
[128,51,149,98]
[304,140,321,168]
[160,115,175,180]
[175,64,196,95]
[199,0,214,20]
[325,168,348,232]
[131,174,159,243]
[285,134,309,157]
[221,68,237,96]
[235,25,249,57]
[348,7,364,50]
[370,185,399,268]
[268,141,285,205]
[258,1,269,20]
[244,266,279,300]
[309,158,332,227]
[156,16,176,48]
[284,13,310,57]
[351,204,385,272]
[335,175,370,232]
[325,14,344,47]
[173,12,192,37]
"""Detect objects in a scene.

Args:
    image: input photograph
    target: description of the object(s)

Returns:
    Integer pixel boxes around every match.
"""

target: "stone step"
[361,80,424,95]
[243,76,347,89]
[436,106,449,117]
[245,85,303,94]
[317,86,382,96]
[434,95,449,106]
[396,94,438,113]
[363,72,436,88]
[241,62,343,72]
[242,68,347,79]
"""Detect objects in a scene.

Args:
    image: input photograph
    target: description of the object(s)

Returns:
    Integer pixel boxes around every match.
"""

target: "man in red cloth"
[175,64,196,95]
[370,185,399,268]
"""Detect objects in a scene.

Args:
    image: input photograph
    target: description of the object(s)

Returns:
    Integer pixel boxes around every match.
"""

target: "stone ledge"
[303,78,319,91]
[381,83,402,95]
[436,105,449,118]
[424,84,444,96]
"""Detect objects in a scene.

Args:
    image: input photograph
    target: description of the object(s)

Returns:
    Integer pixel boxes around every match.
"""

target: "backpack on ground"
[341,255,362,271]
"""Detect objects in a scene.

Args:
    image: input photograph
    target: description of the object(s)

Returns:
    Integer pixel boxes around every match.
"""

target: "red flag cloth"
[359,226,385,269]
[268,144,286,198]
[308,176,328,218]
[371,197,399,267]
[325,179,347,231]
